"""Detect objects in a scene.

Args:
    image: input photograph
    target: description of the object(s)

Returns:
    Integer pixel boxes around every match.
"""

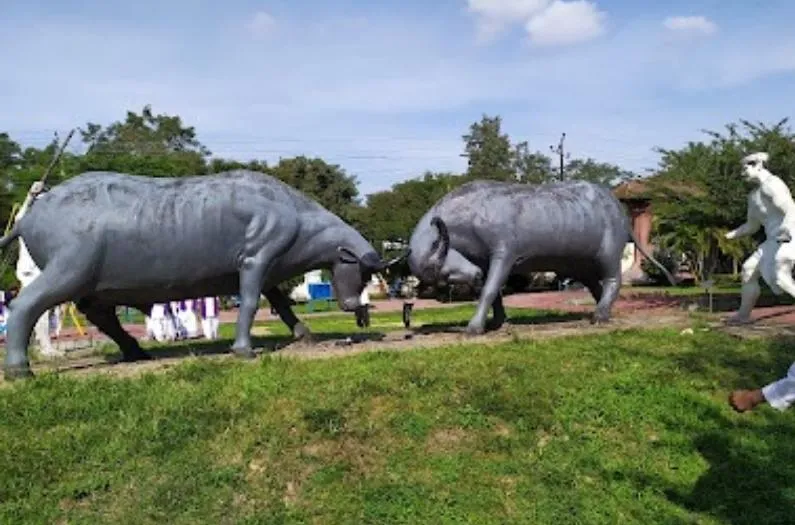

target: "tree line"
[1,105,793,289]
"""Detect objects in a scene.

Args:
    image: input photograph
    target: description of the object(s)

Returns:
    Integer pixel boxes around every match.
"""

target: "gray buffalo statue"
[407,179,676,334]
[0,170,405,379]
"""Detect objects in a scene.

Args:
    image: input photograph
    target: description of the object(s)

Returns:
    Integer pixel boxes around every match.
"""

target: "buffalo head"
[413,216,483,289]
[332,246,410,318]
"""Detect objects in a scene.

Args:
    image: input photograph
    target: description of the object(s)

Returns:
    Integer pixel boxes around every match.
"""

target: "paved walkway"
[7,289,795,349]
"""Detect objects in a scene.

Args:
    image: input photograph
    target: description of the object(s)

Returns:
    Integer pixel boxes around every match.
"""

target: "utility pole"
[550,132,566,181]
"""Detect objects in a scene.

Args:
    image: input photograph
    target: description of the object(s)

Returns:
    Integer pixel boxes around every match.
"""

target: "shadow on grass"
[611,334,795,524]
[50,331,388,374]
[670,334,795,392]
[665,426,795,525]
[412,311,591,335]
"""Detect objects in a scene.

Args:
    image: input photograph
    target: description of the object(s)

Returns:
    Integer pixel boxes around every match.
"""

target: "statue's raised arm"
[725,194,762,240]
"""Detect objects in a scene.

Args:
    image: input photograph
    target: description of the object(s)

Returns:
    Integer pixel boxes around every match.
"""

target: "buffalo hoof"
[4,364,34,381]
[231,347,257,359]
[724,315,752,326]
[591,313,611,325]
[485,318,506,332]
[464,323,486,336]
[120,349,153,362]
[293,324,315,342]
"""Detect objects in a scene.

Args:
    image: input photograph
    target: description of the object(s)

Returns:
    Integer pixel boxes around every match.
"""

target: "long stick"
[0,128,76,283]
[39,128,75,186]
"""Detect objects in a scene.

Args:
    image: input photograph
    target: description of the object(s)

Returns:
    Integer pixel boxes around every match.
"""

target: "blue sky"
[4,0,795,197]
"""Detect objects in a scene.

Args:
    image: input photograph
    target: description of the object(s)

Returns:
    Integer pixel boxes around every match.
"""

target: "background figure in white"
[0,291,8,335]
[13,181,62,358]
[200,296,220,340]
[147,303,177,342]
[725,152,795,324]
[177,299,200,339]
[49,303,63,339]
[356,288,371,328]
[169,301,187,340]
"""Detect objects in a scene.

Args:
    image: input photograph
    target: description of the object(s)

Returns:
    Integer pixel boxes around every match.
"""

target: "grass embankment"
[2,316,794,523]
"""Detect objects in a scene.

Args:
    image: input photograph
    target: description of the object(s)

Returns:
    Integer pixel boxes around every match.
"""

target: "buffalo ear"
[337,246,359,264]
[359,251,386,271]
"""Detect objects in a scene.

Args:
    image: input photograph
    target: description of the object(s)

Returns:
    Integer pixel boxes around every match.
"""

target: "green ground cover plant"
[1,319,793,524]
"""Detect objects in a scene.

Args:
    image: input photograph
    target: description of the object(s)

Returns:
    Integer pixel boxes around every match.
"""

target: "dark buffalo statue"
[407,179,676,334]
[0,170,404,379]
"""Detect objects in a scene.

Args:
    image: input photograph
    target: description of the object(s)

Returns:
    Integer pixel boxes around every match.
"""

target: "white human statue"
[725,152,795,324]
[13,181,63,358]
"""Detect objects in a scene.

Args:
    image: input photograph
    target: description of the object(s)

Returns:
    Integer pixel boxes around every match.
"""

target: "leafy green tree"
[463,115,515,181]
[513,141,555,184]
[208,158,269,174]
[648,118,795,282]
[564,158,635,187]
[269,156,359,221]
[78,105,210,176]
[357,171,465,243]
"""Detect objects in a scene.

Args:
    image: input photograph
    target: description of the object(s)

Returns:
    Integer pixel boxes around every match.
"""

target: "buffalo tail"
[628,228,678,286]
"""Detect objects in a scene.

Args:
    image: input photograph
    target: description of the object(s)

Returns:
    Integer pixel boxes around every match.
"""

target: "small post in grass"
[702,278,715,313]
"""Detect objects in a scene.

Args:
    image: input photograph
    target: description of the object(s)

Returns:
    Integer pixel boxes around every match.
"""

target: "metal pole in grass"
[703,278,714,313]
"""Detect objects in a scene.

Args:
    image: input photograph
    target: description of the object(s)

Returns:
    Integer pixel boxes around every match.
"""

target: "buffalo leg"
[486,294,507,331]
[231,260,273,357]
[582,278,603,304]
[4,265,86,379]
[264,287,313,340]
[467,255,513,335]
[592,274,621,324]
[77,300,151,361]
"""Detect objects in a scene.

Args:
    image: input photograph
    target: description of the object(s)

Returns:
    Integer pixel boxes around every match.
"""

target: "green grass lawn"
[2,317,795,524]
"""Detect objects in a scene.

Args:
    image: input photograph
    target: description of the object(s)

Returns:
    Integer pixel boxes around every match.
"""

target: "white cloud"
[467,0,606,46]
[663,15,717,35]
[246,11,276,37]
[467,0,551,23]
[466,0,552,41]
[524,0,606,46]
[2,6,794,195]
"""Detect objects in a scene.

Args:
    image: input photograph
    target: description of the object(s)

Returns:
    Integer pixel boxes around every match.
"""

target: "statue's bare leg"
[772,243,795,297]
[76,299,151,362]
[467,254,513,335]
[726,248,763,325]
[264,287,313,341]
[4,264,87,379]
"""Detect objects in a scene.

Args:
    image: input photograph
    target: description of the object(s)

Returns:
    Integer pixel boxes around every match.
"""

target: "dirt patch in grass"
[425,428,475,453]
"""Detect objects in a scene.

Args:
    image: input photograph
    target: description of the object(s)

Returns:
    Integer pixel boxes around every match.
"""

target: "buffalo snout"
[339,296,361,312]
